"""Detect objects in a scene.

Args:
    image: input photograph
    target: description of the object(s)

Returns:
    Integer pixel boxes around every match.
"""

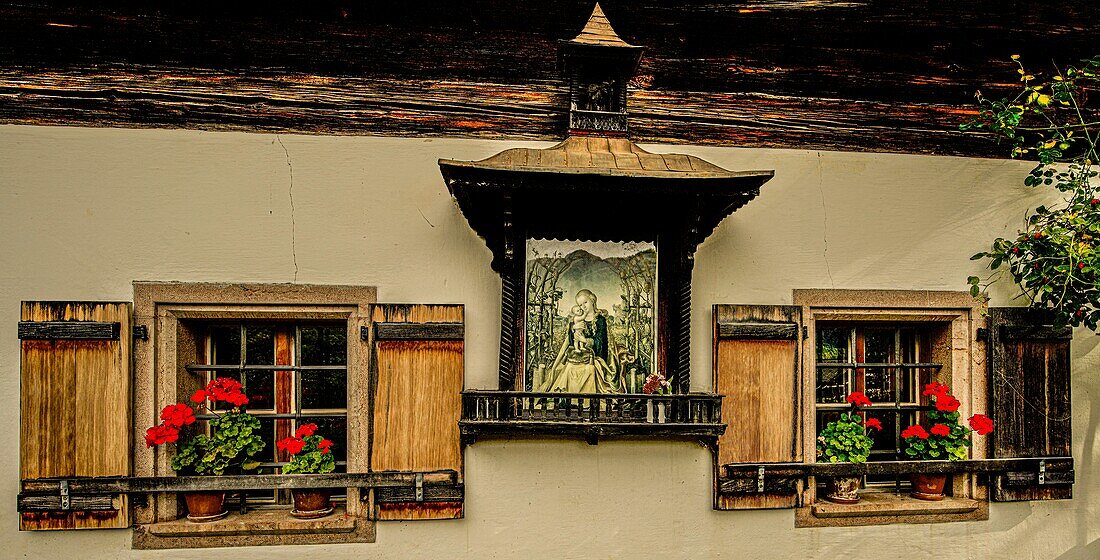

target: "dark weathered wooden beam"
[372,322,465,341]
[2,2,1098,157]
[18,321,121,340]
[716,321,798,340]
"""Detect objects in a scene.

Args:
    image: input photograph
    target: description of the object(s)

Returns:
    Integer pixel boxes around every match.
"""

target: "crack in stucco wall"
[275,135,299,282]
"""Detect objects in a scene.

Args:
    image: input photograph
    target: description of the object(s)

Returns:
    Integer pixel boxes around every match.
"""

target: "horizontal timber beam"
[4,1,1099,157]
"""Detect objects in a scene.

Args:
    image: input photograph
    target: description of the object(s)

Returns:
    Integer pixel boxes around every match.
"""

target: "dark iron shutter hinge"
[415,473,424,502]
[133,325,148,341]
[802,326,808,340]
[59,480,70,511]
[360,325,370,341]
[1038,460,1046,485]
[757,466,765,493]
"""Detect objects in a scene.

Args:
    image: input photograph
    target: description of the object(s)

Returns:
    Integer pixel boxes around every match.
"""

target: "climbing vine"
[963,55,1100,331]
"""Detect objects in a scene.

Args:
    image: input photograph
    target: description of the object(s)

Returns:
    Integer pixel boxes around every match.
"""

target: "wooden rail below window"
[719,458,1074,495]
[18,470,462,512]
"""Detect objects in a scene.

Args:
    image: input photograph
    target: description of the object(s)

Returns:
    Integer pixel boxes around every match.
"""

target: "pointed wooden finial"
[570,2,637,48]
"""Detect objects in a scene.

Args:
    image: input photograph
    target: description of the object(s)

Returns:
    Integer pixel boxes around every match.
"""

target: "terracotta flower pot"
[292,489,333,519]
[823,476,862,504]
[184,491,227,522]
[910,473,948,501]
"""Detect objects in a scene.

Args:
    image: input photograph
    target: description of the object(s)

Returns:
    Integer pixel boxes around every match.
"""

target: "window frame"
[793,289,989,527]
[197,321,351,506]
[132,282,376,548]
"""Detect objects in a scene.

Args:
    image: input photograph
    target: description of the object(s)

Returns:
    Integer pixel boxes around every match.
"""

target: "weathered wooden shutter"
[368,304,464,520]
[713,304,803,509]
[18,302,131,530]
[987,307,1074,501]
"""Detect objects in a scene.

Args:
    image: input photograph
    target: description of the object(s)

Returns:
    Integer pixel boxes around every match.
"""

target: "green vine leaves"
[962,55,1100,331]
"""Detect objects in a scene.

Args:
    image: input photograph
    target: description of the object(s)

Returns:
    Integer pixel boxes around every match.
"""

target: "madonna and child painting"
[525,239,657,394]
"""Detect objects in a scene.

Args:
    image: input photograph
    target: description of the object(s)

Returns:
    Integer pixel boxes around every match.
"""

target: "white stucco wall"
[0,125,1096,559]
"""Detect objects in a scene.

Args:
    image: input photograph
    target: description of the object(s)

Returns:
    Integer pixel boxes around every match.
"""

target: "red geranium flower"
[922,382,950,397]
[845,391,873,407]
[318,439,334,455]
[190,389,207,403]
[936,395,962,413]
[145,424,179,447]
[295,423,318,438]
[277,436,306,455]
[968,414,995,435]
[159,403,196,428]
[864,418,883,431]
[202,377,249,407]
[901,425,929,440]
[930,423,951,437]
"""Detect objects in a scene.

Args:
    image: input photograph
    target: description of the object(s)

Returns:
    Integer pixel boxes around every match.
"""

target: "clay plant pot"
[910,473,948,501]
[184,491,228,522]
[823,476,862,504]
[291,489,334,519]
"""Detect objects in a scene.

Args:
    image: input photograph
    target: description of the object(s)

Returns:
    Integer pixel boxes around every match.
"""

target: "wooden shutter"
[368,304,464,520]
[19,302,131,530]
[713,304,803,510]
[987,307,1074,501]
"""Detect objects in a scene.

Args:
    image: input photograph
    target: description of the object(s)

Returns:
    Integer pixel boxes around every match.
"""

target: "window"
[194,322,349,506]
[815,323,939,490]
[795,289,988,527]
[131,282,376,548]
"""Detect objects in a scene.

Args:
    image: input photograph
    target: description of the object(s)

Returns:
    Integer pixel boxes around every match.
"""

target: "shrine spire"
[568,3,637,48]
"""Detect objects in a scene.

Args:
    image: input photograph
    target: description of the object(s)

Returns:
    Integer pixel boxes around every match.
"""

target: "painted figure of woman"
[539,289,622,393]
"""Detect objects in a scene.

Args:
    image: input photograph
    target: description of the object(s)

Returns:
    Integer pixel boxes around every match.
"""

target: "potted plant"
[816,391,882,503]
[642,372,672,423]
[901,382,995,501]
[278,423,337,519]
[145,377,266,522]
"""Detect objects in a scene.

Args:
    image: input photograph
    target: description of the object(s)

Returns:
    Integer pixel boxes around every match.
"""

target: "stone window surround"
[792,289,989,528]
[131,282,376,548]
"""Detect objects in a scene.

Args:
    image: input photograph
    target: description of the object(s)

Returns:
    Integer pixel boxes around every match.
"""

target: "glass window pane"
[245,371,275,410]
[300,325,347,366]
[863,329,894,363]
[816,327,850,403]
[210,325,241,365]
[816,367,847,404]
[816,327,849,363]
[863,330,896,403]
[245,325,275,366]
[301,369,347,409]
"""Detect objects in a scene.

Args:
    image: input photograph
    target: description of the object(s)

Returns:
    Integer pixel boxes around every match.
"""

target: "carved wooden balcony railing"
[460,390,725,444]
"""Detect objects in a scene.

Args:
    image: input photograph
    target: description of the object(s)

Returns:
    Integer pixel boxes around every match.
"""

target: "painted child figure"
[569,304,590,354]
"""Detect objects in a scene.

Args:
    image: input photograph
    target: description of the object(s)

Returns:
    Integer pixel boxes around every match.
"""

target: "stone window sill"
[795,492,988,528]
[132,506,375,549]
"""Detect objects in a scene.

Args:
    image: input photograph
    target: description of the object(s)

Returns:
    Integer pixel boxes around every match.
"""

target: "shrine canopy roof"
[439,136,774,272]
[439,136,770,181]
